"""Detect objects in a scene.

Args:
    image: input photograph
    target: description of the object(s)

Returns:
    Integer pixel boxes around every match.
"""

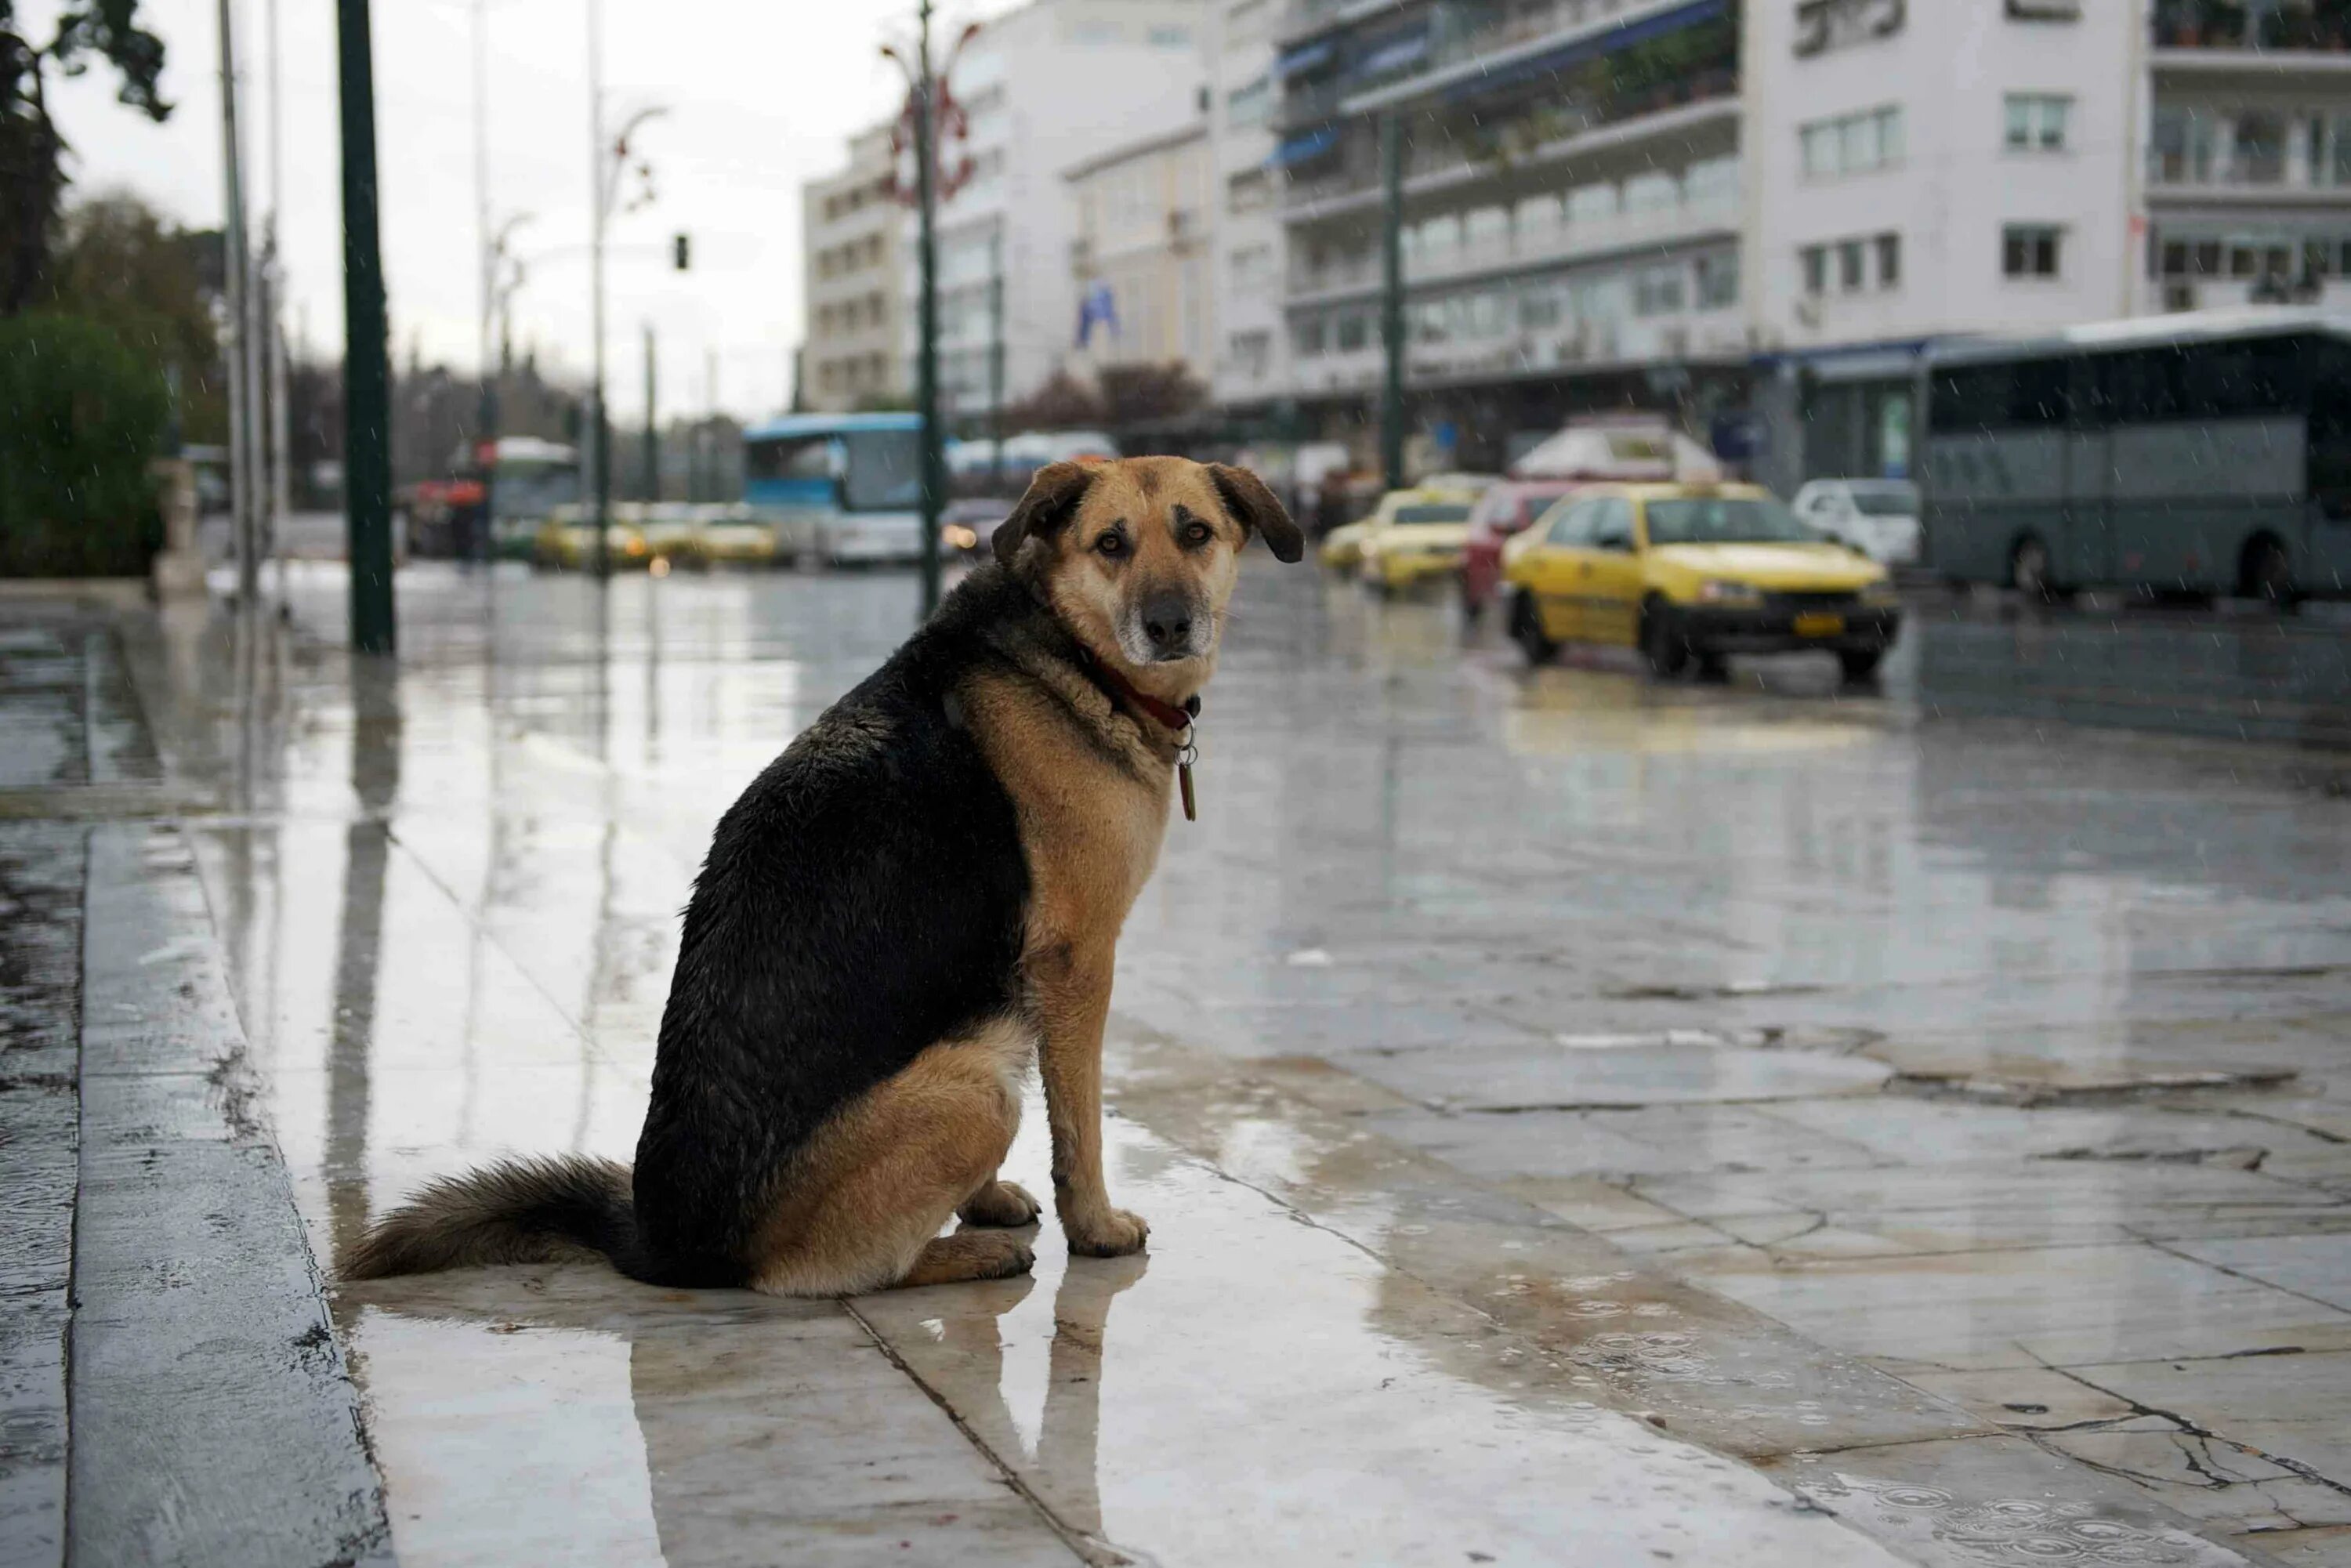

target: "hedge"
[0,313,169,577]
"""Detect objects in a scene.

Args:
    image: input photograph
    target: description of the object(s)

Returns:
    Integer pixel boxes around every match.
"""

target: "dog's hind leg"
[748,1016,1036,1296]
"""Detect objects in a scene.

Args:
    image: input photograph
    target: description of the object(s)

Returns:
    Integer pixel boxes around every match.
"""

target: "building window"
[2233,111,2287,184]
[1294,315,1328,357]
[1802,244,1828,295]
[1336,312,1368,351]
[2150,107,2218,183]
[1635,264,1686,317]
[1838,239,1865,292]
[1695,251,1739,308]
[2004,224,2063,278]
[1875,232,1901,289]
[1227,74,1271,129]
[1800,104,1903,179]
[2005,94,2071,152]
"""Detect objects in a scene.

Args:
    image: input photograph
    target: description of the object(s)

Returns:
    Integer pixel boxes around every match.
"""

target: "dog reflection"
[625,1246,1148,1563]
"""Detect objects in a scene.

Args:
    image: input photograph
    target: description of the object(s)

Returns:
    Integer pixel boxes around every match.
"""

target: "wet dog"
[347,457,1302,1294]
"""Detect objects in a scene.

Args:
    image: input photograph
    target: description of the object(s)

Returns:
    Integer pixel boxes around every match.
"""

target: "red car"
[1460,480,1582,619]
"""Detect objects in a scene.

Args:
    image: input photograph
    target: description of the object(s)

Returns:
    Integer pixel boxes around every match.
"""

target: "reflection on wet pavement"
[136,563,2350,1566]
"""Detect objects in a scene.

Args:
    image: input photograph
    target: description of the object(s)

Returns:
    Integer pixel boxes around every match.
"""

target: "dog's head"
[992,456,1302,685]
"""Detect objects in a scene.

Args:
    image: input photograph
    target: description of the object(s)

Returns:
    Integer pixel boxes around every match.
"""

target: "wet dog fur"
[346,457,1302,1295]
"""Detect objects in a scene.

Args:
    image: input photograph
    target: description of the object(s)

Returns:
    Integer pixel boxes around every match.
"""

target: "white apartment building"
[1208,0,1291,406]
[801,123,905,413]
[902,0,1211,424]
[1067,121,1218,380]
[1259,0,2351,480]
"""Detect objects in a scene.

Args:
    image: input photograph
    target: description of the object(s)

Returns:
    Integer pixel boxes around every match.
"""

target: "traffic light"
[672,233,690,271]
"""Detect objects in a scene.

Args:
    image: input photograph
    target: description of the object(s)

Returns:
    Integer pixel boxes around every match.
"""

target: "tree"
[1001,369,1106,431]
[0,0,169,314]
[41,191,225,443]
[1097,363,1207,428]
[0,311,169,574]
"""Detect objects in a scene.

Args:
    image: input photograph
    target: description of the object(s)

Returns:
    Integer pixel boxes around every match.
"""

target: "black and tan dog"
[348,456,1302,1294]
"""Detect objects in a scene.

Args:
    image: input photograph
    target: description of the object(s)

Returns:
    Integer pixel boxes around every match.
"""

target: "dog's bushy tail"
[342,1155,650,1281]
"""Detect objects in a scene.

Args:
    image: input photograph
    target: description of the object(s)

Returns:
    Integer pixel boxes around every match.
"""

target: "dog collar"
[1078,650,1203,822]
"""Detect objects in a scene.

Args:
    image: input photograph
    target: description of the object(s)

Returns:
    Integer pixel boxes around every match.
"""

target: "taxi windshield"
[1644,496,1813,545]
[1390,503,1471,527]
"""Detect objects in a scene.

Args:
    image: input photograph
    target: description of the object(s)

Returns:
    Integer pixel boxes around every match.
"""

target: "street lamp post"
[1378,109,1407,493]
[585,0,664,581]
[336,0,396,653]
[886,8,980,622]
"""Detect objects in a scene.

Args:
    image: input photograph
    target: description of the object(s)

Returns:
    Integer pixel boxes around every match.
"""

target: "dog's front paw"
[1066,1207,1150,1258]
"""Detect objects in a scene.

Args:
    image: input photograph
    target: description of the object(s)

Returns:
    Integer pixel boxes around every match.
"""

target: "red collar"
[1080,650,1197,733]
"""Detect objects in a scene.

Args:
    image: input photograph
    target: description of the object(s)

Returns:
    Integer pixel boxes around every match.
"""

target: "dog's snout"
[1139,592,1194,657]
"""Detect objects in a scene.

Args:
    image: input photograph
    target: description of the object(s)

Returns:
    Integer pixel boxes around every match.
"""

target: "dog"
[346,456,1303,1294]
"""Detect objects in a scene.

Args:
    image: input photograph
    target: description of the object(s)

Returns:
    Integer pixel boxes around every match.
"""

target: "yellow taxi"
[1501,482,1901,680]
[1357,497,1480,592]
[1317,484,1480,572]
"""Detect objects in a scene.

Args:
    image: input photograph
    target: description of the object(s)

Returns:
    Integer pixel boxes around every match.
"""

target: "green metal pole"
[1379,110,1407,494]
[643,324,657,502]
[913,0,944,619]
[336,0,396,653]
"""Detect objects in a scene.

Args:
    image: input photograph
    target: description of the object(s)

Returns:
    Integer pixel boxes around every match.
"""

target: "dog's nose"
[1140,593,1194,656]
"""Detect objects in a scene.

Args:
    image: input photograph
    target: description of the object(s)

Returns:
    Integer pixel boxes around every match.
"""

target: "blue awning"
[1443,0,1726,104]
[1268,125,1340,168]
[1277,37,1335,78]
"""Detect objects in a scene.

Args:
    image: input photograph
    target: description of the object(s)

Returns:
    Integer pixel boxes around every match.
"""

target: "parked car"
[1318,483,1483,571]
[1790,479,1923,566]
[1462,480,1584,618]
[1358,500,1480,592]
[1502,483,1902,682]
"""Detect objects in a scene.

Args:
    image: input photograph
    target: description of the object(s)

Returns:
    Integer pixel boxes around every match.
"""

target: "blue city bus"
[741,412,923,566]
[1920,311,2351,602]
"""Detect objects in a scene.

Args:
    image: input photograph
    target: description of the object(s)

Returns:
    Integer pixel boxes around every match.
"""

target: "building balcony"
[1283,306,1747,398]
[2152,2,2351,54]
[1287,190,1741,305]
[1281,89,1738,225]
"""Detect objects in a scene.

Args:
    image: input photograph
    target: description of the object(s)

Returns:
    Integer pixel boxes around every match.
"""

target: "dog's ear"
[1208,463,1304,563]
[992,461,1096,565]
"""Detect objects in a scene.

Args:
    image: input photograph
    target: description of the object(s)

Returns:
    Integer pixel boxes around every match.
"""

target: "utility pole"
[642,325,658,502]
[473,0,497,559]
[587,0,610,579]
[990,223,1005,479]
[1378,108,1407,493]
[266,0,290,582]
[217,0,258,605]
[337,0,397,653]
[912,0,944,618]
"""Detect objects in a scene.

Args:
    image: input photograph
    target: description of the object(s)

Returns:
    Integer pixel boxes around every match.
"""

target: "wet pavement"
[6,561,2349,1565]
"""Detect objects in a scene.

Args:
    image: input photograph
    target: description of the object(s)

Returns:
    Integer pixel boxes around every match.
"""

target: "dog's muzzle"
[1127,590,1205,664]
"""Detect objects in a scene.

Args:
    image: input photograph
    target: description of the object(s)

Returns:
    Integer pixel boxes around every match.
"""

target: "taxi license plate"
[1793,613,1846,637]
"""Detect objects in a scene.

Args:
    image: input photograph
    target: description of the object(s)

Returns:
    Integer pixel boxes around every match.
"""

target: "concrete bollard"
[149,458,207,601]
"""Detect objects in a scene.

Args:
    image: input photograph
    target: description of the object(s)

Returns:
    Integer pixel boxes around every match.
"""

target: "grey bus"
[1919,311,2351,602]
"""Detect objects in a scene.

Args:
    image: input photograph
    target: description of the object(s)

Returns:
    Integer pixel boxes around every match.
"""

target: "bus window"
[2010,357,2072,427]
[2179,334,2302,419]
[1930,364,2013,432]
[2091,349,2183,428]
[746,436,835,487]
[2310,342,2351,519]
[840,428,922,512]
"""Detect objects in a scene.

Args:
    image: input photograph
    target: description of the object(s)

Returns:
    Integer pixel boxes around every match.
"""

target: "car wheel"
[1640,601,1690,679]
[2239,534,2295,606]
[1694,650,1730,683]
[1838,648,1885,683]
[1509,591,1556,664]
[2009,535,2057,603]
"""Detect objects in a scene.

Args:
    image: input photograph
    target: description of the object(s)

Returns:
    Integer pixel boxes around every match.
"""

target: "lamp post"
[585,0,664,581]
[337,0,396,653]
[1378,108,1407,493]
[885,9,980,621]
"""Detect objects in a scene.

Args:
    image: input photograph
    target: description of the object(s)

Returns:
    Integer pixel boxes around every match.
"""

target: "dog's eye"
[1182,521,1214,546]
[1094,532,1127,558]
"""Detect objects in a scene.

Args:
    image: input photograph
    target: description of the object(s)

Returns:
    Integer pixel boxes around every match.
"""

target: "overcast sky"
[33,0,1020,422]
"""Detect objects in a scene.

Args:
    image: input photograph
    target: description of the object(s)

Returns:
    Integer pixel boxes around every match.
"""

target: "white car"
[1790,479,1922,566]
